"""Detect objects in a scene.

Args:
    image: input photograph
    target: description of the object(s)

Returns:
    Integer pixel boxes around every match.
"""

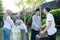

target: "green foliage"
[16,0,44,9]
[0,0,3,12]
[0,12,4,28]
[0,13,4,20]
[20,12,33,27]
[26,0,31,5]
[16,0,22,7]
[20,15,24,21]
[50,8,60,17]
[33,0,43,7]
[50,8,60,25]
[26,13,33,26]
[42,8,60,25]
[42,18,46,25]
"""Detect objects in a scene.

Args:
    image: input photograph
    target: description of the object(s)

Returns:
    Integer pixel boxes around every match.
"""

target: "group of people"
[31,7,57,40]
[2,6,57,40]
[3,10,27,40]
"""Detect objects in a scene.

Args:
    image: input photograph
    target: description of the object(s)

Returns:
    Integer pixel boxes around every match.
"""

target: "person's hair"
[3,10,12,20]
[45,7,51,12]
[35,8,40,12]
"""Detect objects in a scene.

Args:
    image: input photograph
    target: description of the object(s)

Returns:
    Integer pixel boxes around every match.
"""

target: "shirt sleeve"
[23,24,27,33]
[6,16,14,27]
[20,23,27,33]
[47,14,52,22]
[32,16,39,28]
[11,26,15,32]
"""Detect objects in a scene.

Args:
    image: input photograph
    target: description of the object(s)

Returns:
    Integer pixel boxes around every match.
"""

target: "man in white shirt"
[40,7,57,40]
[31,8,41,40]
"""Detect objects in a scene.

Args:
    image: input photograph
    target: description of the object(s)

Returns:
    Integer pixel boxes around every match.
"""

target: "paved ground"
[0,28,60,40]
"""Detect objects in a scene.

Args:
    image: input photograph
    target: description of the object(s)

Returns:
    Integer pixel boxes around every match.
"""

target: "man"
[40,7,57,40]
[31,8,41,40]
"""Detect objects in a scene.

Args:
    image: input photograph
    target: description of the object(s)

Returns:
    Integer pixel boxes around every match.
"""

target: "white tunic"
[12,25,20,33]
[46,13,57,35]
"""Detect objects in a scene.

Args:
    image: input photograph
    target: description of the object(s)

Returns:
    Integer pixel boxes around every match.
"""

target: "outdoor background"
[0,0,60,40]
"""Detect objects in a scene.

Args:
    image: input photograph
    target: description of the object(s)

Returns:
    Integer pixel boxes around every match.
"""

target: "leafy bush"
[26,13,33,27]
[0,13,4,20]
[50,8,60,17]
[0,0,3,12]
[42,19,46,25]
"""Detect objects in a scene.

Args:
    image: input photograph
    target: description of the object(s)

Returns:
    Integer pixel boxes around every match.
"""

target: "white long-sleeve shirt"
[31,15,41,31]
[12,25,20,33]
[3,16,14,30]
[20,23,27,33]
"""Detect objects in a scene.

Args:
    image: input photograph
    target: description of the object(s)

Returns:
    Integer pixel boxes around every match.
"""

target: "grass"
[0,28,60,40]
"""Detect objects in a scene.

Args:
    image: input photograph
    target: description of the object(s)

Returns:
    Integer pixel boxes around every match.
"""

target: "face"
[16,12,21,17]
[43,8,47,15]
[36,11,40,16]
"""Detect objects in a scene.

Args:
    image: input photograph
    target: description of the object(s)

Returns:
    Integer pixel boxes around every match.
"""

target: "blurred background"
[0,0,60,40]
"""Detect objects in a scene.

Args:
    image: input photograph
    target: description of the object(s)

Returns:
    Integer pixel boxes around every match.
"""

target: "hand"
[41,26,44,28]
[40,31,45,35]
[37,27,41,30]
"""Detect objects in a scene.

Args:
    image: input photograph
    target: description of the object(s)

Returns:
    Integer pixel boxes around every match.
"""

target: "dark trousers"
[48,33,56,40]
[31,29,39,40]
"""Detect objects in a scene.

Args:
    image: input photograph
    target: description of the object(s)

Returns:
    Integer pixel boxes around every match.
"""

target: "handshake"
[37,25,46,35]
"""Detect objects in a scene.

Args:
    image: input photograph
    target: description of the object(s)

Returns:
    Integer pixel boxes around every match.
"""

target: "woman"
[3,10,14,40]
[13,12,21,23]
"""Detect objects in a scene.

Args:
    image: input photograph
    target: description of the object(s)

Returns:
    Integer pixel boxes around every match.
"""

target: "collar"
[46,12,50,16]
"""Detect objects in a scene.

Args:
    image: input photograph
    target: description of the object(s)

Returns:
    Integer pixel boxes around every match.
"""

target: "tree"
[16,0,44,11]
[0,0,3,12]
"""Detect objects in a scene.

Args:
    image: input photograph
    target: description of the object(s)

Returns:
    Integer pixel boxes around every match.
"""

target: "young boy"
[31,8,41,40]
[40,7,57,40]
[12,20,20,40]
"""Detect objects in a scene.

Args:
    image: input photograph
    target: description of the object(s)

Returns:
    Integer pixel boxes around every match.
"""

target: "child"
[12,20,20,40]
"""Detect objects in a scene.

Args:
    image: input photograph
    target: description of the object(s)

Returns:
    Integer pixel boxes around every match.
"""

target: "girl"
[3,10,14,40]
[12,20,20,40]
